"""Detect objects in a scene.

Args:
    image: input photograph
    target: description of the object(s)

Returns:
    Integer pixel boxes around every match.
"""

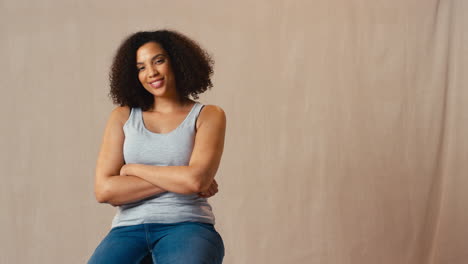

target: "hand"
[198,179,219,198]
[119,164,130,176]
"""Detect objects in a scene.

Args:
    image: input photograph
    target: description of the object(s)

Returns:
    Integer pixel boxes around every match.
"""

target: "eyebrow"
[136,54,165,65]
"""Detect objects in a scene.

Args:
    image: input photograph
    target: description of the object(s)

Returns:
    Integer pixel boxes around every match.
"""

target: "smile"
[149,79,164,88]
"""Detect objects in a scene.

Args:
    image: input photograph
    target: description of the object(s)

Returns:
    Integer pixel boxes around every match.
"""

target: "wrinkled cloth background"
[1,0,466,263]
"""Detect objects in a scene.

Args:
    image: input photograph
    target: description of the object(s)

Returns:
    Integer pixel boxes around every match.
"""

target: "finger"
[209,185,216,194]
[209,182,216,189]
[206,187,214,197]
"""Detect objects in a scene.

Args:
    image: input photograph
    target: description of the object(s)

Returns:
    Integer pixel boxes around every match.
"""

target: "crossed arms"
[93,105,226,206]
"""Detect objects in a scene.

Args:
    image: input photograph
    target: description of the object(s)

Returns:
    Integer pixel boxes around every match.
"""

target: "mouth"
[149,78,164,88]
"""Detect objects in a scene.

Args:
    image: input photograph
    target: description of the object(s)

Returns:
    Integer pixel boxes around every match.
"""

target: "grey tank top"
[111,101,215,228]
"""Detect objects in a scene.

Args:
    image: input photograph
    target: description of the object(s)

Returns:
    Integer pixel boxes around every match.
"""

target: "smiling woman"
[136,42,178,103]
[107,29,214,111]
[88,29,226,264]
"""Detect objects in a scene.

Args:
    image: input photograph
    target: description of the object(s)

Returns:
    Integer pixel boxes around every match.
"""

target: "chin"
[147,86,165,93]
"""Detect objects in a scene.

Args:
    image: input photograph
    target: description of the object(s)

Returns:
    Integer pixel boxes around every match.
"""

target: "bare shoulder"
[198,104,226,126]
[110,105,132,125]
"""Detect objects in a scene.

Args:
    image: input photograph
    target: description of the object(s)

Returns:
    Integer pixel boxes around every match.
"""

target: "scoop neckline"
[140,102,198,135]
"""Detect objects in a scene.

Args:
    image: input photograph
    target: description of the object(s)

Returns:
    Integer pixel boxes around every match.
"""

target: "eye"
[137,67,144,71]
[155,59,165,64]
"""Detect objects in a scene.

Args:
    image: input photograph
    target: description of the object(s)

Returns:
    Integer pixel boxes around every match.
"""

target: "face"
[136,41,177,98]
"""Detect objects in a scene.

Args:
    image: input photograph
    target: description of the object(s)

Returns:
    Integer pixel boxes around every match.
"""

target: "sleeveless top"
[110,101,216,228]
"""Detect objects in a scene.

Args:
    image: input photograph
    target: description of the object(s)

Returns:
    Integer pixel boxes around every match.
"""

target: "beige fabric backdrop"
[1,0,466,263]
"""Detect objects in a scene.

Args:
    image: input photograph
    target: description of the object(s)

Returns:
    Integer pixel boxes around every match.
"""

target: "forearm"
[103,175,167,206]
[126,164,200,195]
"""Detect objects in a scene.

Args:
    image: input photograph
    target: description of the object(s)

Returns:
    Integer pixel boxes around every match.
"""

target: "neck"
[150,96,192,113]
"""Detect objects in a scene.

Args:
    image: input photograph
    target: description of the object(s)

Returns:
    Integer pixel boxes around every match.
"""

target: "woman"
[88,29,226,264]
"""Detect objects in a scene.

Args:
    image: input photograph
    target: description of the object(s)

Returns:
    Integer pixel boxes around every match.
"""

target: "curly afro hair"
[108,29,214,111]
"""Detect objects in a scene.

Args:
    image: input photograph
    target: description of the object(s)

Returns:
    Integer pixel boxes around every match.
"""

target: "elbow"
[95,191,108,204]
[190,181,203,194]
[180,180,201,195]
[94,184,111,204]
[189,173,212,194]
[194,180,211,193]
[94,176,119,206]
[181,167,213,194]
[184,173,204,194]
[95,190,119,206]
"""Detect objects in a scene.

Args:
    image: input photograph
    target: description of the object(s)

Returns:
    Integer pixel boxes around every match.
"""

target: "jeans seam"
[143,224,153,253]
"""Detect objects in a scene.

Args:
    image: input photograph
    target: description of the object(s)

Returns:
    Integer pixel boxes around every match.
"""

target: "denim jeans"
[88,221,224,264]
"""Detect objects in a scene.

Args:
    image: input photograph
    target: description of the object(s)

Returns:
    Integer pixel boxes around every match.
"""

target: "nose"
[147,65,159,77]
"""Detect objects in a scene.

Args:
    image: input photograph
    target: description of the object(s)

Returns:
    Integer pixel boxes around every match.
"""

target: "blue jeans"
[88,221,224,264]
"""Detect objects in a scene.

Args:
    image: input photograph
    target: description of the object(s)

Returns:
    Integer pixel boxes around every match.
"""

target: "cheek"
[162,64,172,76]
[138,73,145,84]
[166,70,175,81]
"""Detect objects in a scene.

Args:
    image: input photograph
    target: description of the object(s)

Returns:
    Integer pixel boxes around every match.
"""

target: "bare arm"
[104,172,219,206]
[102,175,167,206]
[120,105,226,194]
[94,106,218,206]
[121,164,200,195]
[94,107,167,205]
